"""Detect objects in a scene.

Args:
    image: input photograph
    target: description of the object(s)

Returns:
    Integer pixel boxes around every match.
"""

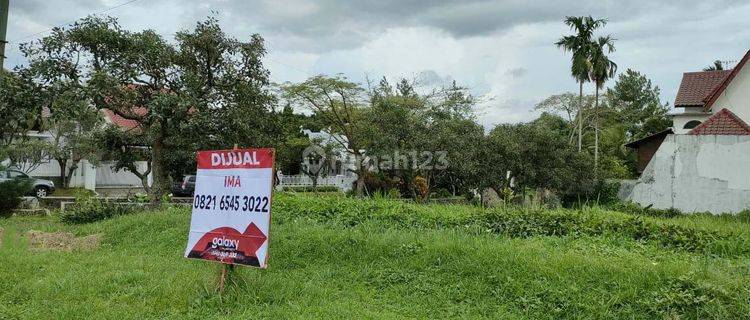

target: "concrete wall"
[625,135,750,214]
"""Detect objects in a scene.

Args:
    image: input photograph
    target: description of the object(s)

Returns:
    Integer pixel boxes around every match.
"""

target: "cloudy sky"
[5,0,750,127]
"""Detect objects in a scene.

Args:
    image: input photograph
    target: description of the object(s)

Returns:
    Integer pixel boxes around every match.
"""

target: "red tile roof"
[674,70,731,107]
[102,108,147,132]
[688,108,750,135]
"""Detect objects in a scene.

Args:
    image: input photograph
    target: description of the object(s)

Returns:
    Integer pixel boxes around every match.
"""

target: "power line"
[8,0,143,44]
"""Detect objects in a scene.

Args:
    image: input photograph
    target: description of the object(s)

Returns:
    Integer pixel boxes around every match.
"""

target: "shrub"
[275,194,748,256]
[60,197,139,224]
[0,178,32,218]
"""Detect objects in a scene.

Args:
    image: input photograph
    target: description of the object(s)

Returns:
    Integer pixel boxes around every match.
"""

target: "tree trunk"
[57,159,67,189]
[149,126,170,203]
[578,81,584,152]
[594,85,600,176]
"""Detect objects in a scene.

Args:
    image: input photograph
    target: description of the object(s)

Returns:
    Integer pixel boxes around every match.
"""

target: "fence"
[277,174,356,192]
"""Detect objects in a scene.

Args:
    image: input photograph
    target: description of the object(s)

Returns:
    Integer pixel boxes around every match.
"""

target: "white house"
[623,50,750,213]
[13,108,151,192]
[671,50,750,134]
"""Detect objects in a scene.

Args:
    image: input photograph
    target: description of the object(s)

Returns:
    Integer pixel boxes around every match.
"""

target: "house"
[277,130,358,191]
[622,50,750,213]
[12,108,151,192]
[627,50,750,173]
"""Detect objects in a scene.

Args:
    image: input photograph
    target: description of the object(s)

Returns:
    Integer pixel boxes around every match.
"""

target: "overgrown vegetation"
[1,194,748,319]
[59,196,138,224]
[0,178,32,218]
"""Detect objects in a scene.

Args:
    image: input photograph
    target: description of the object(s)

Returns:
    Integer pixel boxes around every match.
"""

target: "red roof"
[102,108,147,132]
[674,50,750,111]
[674,70,731,107]
[688,108,750,135]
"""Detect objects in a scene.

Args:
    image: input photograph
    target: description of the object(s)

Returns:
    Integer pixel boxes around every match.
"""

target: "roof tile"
[688,108,750,135]
[674,70,731,107]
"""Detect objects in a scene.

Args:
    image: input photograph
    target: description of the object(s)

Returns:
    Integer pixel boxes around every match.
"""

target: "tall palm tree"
[589,35,617,173]
[703,60,724,71]
[556,16,607,152]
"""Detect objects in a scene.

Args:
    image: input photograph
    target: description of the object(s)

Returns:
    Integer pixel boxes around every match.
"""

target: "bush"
[60,197,139,224]
[0,178,32,218]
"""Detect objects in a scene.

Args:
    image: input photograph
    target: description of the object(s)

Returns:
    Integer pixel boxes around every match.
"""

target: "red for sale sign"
[184,148,274,268]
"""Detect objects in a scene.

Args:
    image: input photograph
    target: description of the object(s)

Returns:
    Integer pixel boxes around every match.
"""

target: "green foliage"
[606,69,672,140]
[59,197,139,224]
[0,179,32,218]
[481,116,595,196]
[0,69,43,146]
[276,194,750,257]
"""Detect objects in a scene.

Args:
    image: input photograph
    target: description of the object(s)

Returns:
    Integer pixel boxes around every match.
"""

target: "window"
[7,170,28,179]
[684,120,702,129]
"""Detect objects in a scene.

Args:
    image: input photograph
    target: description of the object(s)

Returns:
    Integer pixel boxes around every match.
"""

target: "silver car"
[0,169,56,197]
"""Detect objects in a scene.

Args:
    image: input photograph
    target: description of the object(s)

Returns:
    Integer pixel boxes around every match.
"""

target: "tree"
[44,16,276,201]
[20,27,102,187]
[2,139,52,174]
[283,75,371,196]
[604,69,671,176]
[589,35,617,173]
[534,92,596,145]
[556,16,607,152]
[605,69,671,140]
[480,117,594,199]
[703,60,725,71]
[0,69,42,147]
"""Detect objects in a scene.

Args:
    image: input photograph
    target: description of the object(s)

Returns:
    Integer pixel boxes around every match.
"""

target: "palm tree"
[589,36,617,173]
[556,16,607,152]
[703,60,724,71]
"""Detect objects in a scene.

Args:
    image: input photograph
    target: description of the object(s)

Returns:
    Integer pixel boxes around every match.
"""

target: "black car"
[172,175,196,197]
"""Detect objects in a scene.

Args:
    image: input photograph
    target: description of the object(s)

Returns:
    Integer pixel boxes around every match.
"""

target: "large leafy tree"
[30,15,277,201]
[20,27,102,187]
[481,115,594,198]
[283,75,372,196]
[588,35,617,173]
[556,16,607,152]
[605,69,671,140]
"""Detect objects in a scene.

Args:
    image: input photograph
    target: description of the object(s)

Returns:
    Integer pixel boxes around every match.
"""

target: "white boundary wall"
[625,135,750,214]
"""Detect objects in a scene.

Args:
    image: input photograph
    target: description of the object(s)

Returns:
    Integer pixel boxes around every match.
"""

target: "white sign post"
[185,148,275,270]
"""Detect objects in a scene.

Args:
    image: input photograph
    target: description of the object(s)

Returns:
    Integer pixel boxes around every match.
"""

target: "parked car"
[0,169,56,197]
[172,175,196,197]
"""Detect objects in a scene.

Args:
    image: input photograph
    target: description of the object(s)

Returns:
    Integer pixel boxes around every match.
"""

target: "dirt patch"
[25,230,102,251]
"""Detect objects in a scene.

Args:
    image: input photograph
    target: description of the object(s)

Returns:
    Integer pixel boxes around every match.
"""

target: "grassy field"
[1,194,749,319]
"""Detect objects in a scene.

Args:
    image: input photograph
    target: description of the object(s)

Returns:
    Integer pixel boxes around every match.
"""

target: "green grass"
[1,194,749,319]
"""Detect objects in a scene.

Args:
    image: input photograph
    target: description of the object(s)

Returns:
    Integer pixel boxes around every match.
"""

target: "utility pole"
[0,0,9,69]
